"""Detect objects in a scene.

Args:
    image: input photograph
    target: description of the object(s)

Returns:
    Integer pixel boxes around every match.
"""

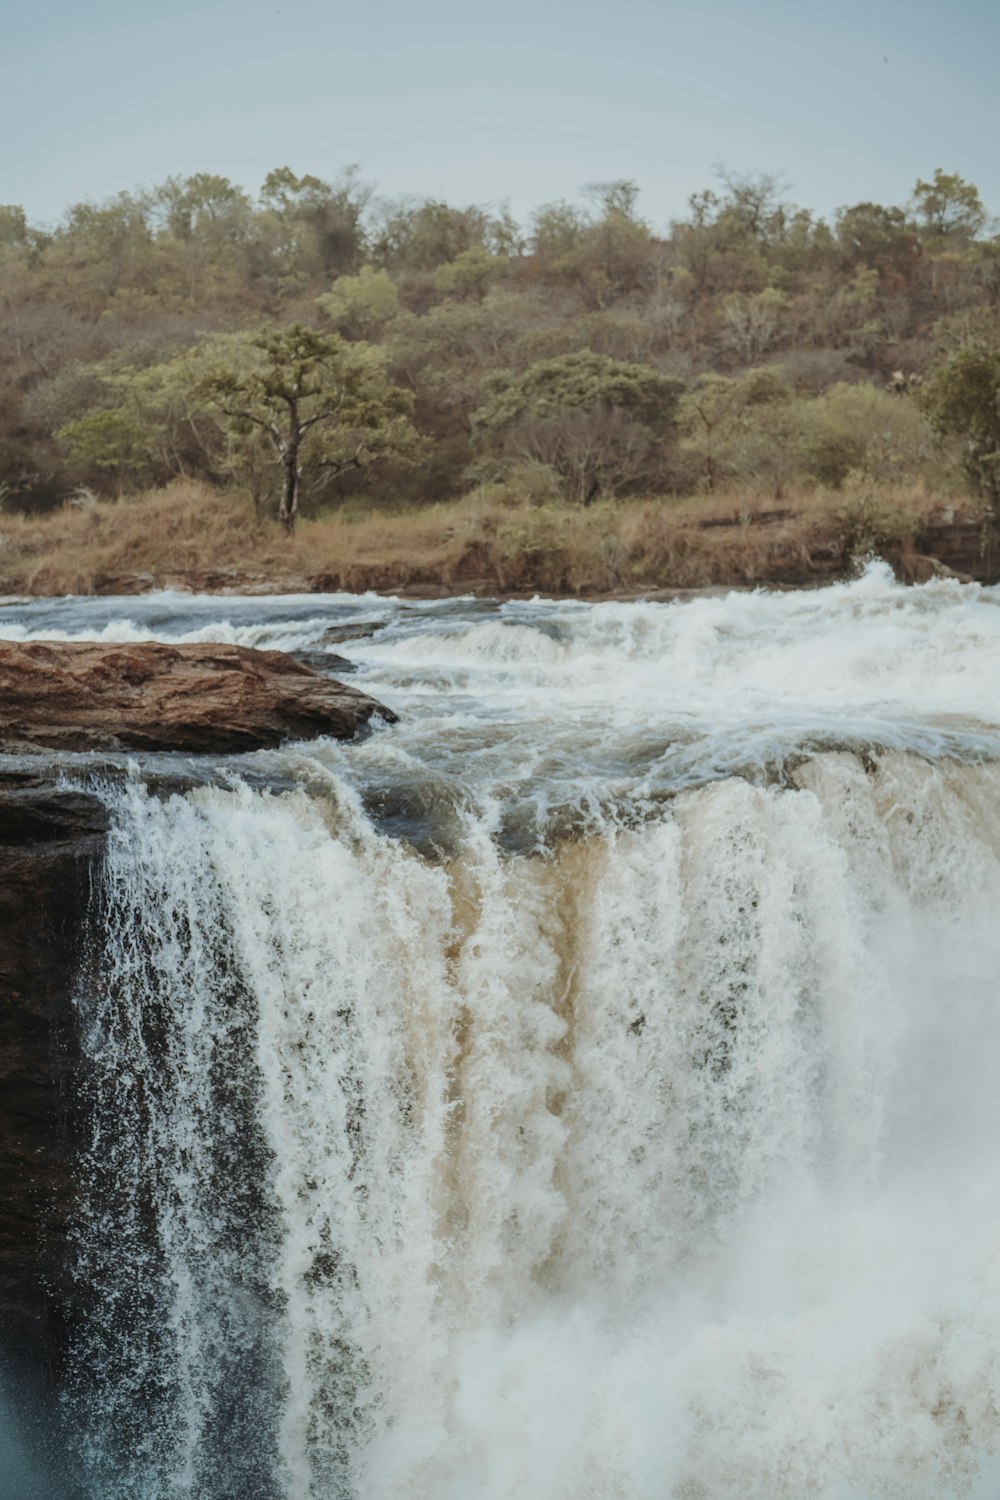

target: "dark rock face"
[913,516,998,582]
[0,639,398,1396]
[0,640,394,754]
[0,777,107,1381]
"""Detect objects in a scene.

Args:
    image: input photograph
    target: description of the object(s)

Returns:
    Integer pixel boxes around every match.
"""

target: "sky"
[3,0,998,234]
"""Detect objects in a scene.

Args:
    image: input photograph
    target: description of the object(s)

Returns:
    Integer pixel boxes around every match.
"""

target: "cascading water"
[4,562,1000,1498]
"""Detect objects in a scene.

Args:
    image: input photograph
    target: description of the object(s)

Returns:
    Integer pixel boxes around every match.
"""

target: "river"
[3,561,1000,1499]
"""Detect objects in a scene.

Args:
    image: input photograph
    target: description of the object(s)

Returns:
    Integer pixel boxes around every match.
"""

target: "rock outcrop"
[0,777,108,1381]
[0,639,396,1387]
[0,640,394,753]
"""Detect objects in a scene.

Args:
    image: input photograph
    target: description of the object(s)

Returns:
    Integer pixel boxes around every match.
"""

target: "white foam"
[69,753,1000,1498]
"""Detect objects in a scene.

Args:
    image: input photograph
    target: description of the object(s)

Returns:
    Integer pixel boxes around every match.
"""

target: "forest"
[1,164,998,590]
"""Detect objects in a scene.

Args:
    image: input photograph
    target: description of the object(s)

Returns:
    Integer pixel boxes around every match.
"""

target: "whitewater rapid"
[3,563,1000,1499]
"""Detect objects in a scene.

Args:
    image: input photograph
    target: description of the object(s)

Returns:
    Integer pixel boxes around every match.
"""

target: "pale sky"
[3,0,998,233]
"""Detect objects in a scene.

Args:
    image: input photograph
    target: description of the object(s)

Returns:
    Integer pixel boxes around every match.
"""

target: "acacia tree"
[197,324,416,532]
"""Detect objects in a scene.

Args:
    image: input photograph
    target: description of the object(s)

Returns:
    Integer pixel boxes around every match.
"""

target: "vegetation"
[1,161,998,583]
[0,477,983,600]
[472,351,684,503]
[194,325,416,531]
[921,346,1000,506]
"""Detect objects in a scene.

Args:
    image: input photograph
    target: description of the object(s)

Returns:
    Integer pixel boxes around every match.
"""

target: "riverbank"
[0,479,994,598]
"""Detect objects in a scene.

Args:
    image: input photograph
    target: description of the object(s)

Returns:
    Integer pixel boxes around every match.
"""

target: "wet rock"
[286,650,357,675]
[0,777,108,1378]
[0,641,395,754]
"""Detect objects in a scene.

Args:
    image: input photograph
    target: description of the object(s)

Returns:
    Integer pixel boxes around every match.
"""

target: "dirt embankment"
[27,511,992,600]
[0,481,996,600]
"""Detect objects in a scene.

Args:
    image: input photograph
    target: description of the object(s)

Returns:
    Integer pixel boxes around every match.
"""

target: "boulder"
[0,640,395,754]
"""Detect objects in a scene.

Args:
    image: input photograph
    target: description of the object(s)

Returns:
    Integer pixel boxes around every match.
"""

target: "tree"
[911,170,987,246]
[835,202,917,272]
[795,382,935,488]
[434,247,505,302]
[0,206,28,247]
[59,191,155,297]
[472,349,683,501]
[152,173,252,301]
[679,367,793,492]
[155,173,251,244]
[369,198,488,271]
[969,237,1000,316]
[386,291,538,444]
[530,201,587,273]
[717,288,787,362]
[196,325,417,532]
[317,266,400,338]
[712,165,790,247]
[0,439,65,514]
[258,166,371,289]
[921,344,1000,505]
[56,408,152,494]
[578,179,656,303]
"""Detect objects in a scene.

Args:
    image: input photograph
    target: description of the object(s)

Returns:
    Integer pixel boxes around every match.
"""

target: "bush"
[795,382,935,487]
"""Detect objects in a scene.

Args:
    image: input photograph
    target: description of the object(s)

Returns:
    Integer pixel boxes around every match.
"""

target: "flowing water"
[3,562,1000,1499]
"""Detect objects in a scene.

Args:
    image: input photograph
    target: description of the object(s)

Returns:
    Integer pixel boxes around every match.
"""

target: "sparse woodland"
[1,165,998,591]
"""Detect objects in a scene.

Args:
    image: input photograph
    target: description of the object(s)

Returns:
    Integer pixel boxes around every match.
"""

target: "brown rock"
[0,640,395,754]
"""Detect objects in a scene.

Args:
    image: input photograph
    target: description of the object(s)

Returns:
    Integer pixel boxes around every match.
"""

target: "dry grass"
[0,478,987,599]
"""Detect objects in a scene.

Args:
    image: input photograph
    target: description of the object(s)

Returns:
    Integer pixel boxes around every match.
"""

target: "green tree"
[258,166,371,290]
[472,349,683,501]
[197,324,417,532]
[817,268,882,349]
[795,382,935,488]
[834,202,917,271]
[318,265,400,338]
[911,170,987,246]
[153,173,253,301]
[921,345,1000,504]
[156,173,251,243]
[386,291,538,439]
[56,408,151,493]
[59,191,155,296]
[434,247,505,302]
[530,200,587,274]
[712,166,790,249]
[370,198,487,271]
[0,205,28,247]
[679,367,793,491]
[579,179,656,300]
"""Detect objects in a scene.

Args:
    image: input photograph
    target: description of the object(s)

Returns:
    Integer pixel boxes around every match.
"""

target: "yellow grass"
[0,478,985,599]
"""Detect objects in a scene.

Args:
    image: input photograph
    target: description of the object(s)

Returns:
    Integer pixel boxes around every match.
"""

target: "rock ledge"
[0,640,394,753]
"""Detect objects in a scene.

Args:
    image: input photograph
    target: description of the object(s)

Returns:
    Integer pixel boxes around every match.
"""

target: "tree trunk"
[279,448,300,536]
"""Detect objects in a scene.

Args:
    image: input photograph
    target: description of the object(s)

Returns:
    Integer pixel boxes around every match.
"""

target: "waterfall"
[65,749,1000,1500]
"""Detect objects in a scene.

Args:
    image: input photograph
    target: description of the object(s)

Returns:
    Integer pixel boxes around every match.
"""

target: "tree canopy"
[2,159,997,522]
